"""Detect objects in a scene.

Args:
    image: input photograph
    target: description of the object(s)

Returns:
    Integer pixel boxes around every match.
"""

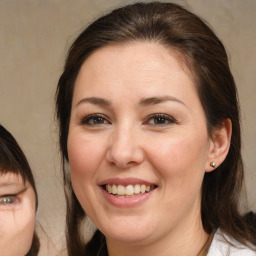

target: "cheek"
[146,135,209,223]
[0,209,35,255]
[68,133,106,178]
[68,133,107,215]
[148,134,209,181]
[68,133,108,209]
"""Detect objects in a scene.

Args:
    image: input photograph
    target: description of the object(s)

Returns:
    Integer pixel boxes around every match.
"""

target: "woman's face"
[0,172,36,256]
[68,42,213,246]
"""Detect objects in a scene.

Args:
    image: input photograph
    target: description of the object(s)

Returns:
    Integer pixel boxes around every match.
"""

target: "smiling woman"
[0,124,39,256]
[56,2,256,256]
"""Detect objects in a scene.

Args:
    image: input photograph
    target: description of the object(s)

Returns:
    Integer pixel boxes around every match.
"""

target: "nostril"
[106,149,144,169]
[106,134,144,168]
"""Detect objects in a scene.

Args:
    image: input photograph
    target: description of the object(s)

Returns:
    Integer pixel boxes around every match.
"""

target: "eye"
[81,114,110,125]
[0,195,18,205]
[146,114,175,125]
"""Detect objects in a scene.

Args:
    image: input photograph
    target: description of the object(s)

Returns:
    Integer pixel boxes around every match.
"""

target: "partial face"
[68,42,212,246]
[0,173,36,256]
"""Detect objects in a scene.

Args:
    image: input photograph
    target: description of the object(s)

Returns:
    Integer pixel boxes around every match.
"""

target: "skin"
[68,42,231,256]
[0,172,36,256]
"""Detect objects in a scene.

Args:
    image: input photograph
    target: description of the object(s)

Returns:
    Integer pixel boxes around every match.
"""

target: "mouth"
[102,184,157,197]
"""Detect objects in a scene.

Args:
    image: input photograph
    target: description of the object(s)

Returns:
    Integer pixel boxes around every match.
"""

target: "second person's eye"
[146,114,175,125]
[81,114,110,125]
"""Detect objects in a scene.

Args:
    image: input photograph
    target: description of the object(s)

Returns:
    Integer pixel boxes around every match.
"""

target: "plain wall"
[0,0,255,253]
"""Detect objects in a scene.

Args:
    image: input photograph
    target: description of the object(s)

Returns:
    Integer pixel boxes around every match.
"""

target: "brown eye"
[153,116,168,124]
[81,114,110,125]
[147,114,175,125]
[90,116,105,124]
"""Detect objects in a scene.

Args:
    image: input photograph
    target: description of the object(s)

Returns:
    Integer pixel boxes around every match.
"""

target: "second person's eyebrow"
[75,95,187,109]
[139,96,187,108]
[75,97,111,108]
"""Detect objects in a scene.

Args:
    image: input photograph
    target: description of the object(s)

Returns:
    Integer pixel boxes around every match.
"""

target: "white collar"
[207,229,256,256]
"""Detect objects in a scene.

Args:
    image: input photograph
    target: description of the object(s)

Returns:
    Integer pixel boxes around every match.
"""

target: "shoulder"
[207,229,256,256]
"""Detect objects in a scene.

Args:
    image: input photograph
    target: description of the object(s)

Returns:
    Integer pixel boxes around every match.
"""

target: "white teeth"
[141,184,146,193]
[106,184,112,193]
[134,184,140,194]
[117,185,125,195]
[126,185,134,196]
[105,184,154,196]
[112,184,117,194]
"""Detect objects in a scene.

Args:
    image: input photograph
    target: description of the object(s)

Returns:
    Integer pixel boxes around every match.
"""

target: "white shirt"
[207,229,256,256]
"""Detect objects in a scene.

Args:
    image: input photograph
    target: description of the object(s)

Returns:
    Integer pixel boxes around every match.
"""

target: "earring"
[210,161,216,168]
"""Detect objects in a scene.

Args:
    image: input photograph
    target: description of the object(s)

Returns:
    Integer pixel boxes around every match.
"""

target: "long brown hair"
[55,2,255,255]
[0,124,40,255]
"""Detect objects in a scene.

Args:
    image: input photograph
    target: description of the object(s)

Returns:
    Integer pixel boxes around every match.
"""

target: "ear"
[205,118,232,172]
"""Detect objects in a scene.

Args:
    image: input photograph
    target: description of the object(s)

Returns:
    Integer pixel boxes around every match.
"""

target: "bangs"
[0,139,27,182]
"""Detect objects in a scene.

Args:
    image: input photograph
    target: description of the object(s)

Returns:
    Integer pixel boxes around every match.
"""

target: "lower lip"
[100,186,155,207]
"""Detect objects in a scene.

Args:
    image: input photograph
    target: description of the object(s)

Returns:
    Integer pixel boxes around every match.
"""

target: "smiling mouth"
[103,184,157,197]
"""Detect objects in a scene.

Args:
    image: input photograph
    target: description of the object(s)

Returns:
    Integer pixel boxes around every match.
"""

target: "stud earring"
[210,161,216,168]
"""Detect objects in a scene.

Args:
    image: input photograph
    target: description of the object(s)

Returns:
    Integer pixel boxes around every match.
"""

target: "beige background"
[0,0,255,253]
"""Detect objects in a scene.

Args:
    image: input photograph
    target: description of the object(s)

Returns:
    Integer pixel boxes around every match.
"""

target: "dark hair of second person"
[55,2,256,255]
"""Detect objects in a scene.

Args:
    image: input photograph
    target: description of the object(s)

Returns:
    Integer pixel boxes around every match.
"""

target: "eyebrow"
[0,182,24,188]
[0,187,27,197]
[75,95,187,108]
[75,97,111,108]
[139,96,187,108]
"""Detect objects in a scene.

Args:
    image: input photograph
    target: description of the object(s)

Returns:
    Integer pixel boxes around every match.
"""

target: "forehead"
[0,166,26,182]
[0,172,34,199]
[0,172,25,185]
[82,41,193,77]
[73,42,199,108]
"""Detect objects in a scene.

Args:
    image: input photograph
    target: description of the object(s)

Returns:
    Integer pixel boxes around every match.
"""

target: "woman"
[0,124,40,256]
[56,2,256,255]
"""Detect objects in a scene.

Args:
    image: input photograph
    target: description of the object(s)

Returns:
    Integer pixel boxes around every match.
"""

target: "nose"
[106,125,144,169]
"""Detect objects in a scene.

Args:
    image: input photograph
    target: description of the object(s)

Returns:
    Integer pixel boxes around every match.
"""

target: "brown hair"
[55,2,255,255]
[0,124,40,256]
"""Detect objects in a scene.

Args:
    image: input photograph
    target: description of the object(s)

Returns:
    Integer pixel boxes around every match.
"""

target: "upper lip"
[99,177,157,186]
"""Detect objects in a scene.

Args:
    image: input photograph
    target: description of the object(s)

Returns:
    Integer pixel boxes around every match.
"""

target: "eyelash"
[145,113,176,126]
[80,114,110,126]
[0,195,18,205]
[80,113,175,126]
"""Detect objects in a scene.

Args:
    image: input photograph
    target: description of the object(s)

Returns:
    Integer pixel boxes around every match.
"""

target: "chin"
[107,231,151,245]
[100,221,155,245]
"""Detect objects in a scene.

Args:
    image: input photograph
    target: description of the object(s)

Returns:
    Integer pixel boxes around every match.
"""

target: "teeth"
[117,185,125,195]
[106,184,112,193]
[134,184,140,194]
[112,184,117,195]
[141,184,146,193]
[105,184,155,196]
[126,185,134,196]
